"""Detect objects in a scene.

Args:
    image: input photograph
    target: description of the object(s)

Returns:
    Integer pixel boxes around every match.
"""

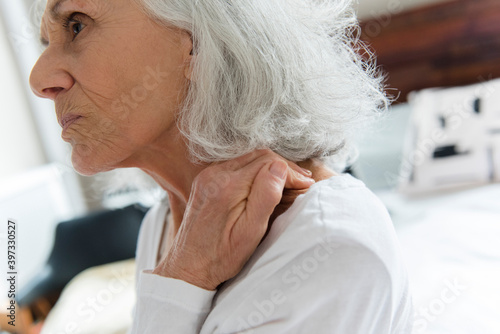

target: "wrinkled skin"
[31,0,326,290]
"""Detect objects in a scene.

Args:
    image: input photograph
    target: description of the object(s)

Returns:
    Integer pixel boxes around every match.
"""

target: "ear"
[184,54,195,81]
[182,33,195,81]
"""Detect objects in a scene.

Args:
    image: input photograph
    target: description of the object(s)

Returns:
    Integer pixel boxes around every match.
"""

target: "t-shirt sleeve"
[129,271,216,333]
[215,240,413,334]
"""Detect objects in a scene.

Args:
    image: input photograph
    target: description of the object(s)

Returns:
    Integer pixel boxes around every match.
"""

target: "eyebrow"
[39,0,70,46]
[50,0,70,19]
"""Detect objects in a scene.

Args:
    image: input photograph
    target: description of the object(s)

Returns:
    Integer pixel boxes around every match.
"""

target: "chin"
[71,144,115,176]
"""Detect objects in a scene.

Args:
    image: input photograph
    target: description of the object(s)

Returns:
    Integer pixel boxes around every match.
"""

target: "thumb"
[245,160,287,225]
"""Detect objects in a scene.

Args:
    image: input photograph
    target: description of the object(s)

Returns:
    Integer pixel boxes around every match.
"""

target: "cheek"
[66,117,133,175]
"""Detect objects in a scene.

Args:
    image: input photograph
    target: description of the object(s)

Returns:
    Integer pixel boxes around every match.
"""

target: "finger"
[283,165,315,190]
[239,161,288,238]
[286,160,312,177]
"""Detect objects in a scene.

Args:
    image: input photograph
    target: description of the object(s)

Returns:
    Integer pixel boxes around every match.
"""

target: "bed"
[357,3,500,329]
[355,98,500,333]
[378,183,500,334]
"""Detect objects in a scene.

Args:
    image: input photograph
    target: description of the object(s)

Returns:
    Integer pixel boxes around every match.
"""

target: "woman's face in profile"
[30,0,193,175]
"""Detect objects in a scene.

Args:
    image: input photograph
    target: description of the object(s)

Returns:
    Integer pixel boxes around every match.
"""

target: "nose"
[29,48,75,100]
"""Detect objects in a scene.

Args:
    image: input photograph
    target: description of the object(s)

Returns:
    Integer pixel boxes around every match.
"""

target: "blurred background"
[0,0,499,333]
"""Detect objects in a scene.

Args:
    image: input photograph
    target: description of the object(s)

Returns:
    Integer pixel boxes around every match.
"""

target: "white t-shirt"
[130,174,414,333]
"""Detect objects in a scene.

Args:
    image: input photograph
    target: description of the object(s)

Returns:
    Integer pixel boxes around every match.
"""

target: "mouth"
[60,114,82,134]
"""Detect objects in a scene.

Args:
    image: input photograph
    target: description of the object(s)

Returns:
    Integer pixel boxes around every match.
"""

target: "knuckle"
[261,148,275,157]
[202,181,221,199]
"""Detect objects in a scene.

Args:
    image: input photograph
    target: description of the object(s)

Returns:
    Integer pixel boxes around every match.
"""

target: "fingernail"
[270,161,287,179]
[300,174,316,183]
[300,168,312,176]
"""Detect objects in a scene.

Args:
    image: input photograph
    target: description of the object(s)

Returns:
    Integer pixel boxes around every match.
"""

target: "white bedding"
[375,183,500,334]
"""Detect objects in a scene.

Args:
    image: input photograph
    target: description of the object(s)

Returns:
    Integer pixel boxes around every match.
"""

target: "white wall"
[0,0,87,213]
[0,14,46,183]
[356,0,454,20]
[0,1,88,291]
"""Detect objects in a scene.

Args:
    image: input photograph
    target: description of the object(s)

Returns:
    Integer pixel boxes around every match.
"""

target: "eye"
[70,21,84,36]
[63,13,87,40]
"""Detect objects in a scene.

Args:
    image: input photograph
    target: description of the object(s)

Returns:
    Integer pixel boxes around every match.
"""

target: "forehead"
[42,0,101,21]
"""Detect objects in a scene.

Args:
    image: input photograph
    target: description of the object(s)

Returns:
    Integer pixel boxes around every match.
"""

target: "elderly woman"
[30,0,413,332]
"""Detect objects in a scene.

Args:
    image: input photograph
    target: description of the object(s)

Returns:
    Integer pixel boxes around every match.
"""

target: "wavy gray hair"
[137,0,388,168]
[34,0,387,169]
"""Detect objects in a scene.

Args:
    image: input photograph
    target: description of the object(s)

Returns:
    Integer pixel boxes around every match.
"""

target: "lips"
[60,114,82,132]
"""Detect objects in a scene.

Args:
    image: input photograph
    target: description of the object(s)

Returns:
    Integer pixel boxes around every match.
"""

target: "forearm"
[130,271,216,334]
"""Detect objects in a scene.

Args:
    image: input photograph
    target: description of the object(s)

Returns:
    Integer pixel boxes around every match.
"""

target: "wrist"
[152,259,218,291]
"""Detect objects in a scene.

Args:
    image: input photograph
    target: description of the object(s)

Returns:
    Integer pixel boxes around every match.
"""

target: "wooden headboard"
[360,0,500,102]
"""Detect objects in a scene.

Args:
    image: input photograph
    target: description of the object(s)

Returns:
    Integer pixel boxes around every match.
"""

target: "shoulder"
[264,173,399,265]
[205,175,413,333]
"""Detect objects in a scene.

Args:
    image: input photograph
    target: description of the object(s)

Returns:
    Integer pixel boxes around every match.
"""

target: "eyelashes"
[62,12,86,40]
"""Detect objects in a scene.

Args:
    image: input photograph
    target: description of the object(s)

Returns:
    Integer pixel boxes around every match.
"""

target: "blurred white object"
[376,182,500,334]
[398,78,500,194]
[0,164,86,290]
[40,259,135,334]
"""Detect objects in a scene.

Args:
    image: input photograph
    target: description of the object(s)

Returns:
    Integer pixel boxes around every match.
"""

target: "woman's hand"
[152,150,315,290]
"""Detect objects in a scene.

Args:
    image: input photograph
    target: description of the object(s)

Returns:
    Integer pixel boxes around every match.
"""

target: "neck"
[124,129,206,234]
[121,126,336,237]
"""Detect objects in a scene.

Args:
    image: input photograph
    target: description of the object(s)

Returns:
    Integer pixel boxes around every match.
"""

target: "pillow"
[397,78,500,194]
[41,259,135,334]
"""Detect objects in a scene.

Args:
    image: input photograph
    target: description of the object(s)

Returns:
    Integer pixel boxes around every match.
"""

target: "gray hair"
[138,0,389,169]
[34,0,388,169]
